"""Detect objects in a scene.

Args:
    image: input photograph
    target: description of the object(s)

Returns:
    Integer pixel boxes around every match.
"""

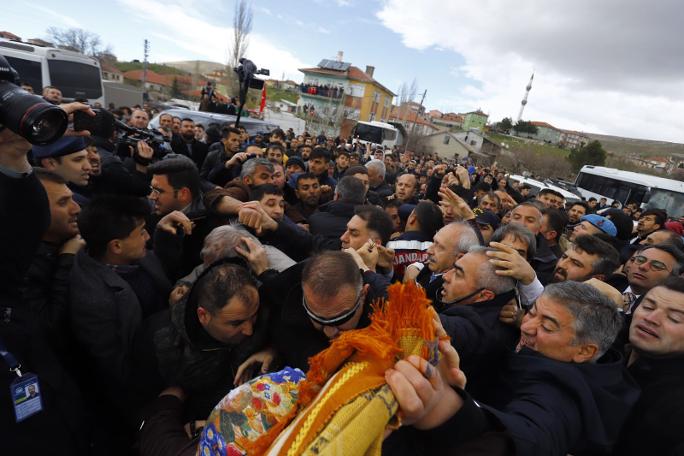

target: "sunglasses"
[302,288,364,326]
[630,255,670,272]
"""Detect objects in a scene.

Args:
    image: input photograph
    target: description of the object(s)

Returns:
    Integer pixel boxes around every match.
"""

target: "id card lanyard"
[1,336,44,422]
[0,337,22,378]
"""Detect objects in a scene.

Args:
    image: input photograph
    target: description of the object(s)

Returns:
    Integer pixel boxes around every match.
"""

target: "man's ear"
[197,306,210,327]
[242,176,253,187]
[572,343,599,363]
[480,289,496,302]
[41,157,57,170]
[543,229,557,242]
[177,187,192,205]
[107,239,123,256]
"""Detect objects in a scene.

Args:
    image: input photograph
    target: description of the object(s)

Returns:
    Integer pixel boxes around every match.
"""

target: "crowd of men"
[2,84,684,456]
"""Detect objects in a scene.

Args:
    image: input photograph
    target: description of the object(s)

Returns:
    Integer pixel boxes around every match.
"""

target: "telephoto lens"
[0,55,68,145]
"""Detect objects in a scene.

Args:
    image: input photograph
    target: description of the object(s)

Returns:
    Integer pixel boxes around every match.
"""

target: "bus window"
[354,123,382,144]
[4,56,42,92]
[382,128,397,141]
[647,189,684,218]
[48,60,102,99]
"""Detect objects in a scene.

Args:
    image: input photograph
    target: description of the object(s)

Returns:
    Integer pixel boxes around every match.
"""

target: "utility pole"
[404,88,427,153]
[142,39,150,101]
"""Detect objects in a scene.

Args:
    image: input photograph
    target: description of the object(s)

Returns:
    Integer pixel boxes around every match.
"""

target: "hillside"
[585,132,684,158]
[162,60,227,74]
[114,61,187,75]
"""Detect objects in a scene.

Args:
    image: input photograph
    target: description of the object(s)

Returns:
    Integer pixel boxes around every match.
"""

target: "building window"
[443,135,450,145]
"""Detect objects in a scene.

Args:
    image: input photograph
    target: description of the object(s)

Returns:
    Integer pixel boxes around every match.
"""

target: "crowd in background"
[3,81,684,456]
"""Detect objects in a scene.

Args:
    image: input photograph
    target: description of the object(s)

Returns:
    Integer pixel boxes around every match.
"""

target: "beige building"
[422,131,472,160]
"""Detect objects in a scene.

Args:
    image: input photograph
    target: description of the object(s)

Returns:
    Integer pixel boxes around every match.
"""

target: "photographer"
[86,110,156,198]
[0,53,95,452]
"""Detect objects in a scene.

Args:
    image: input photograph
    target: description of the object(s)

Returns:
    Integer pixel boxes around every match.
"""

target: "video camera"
[73,108,168,149]
[0,54,68,144]
[234,58,270,91]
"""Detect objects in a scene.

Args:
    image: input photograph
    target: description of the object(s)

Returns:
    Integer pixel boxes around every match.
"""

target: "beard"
[551,267,567,283]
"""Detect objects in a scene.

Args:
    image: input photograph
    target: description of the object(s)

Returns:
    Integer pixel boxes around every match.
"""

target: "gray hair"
[365,159,386,179]
[543,281,622,359]
[240,157,274,179]
[467,246,516,295]
[490,223,537,259]
[447,222,480,254]
[334,175,366,204]
[200,225,259,264]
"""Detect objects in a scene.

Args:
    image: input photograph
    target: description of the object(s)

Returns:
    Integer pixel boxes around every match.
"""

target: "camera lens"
[0,81,68,145]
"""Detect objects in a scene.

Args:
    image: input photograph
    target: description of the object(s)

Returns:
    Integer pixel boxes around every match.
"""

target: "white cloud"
[377,0,684,142]
[27,4,81,28]
[117,0,309,81]
[317,26,331,34]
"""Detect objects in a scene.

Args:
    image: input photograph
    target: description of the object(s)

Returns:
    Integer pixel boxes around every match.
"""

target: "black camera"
[0,55,68,145]
[74,108,168,149]
[234,58,269,91]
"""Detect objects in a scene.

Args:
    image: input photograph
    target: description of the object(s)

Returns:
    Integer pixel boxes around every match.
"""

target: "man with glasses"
[261,251,390,371]
[148,157,226,280]
[622,243,684,314]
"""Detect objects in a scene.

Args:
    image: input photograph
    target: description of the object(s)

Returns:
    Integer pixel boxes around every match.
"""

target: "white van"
[0,37,104,105]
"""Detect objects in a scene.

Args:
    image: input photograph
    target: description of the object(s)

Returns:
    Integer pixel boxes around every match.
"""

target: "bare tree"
[45,27,112,57]
[408,78,418,103]
[229,0,253,69]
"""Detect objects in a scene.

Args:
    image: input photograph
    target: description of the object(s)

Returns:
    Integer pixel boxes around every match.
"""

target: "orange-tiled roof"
[389,110,434,126]
[123,70,170,87]
[529,121,558,130]
[101,63,122,74]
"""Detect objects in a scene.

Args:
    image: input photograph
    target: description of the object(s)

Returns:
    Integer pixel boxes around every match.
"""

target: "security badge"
[10,373,43,422]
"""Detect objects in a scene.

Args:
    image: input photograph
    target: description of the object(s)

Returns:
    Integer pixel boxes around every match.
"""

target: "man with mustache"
[551,235,620,283]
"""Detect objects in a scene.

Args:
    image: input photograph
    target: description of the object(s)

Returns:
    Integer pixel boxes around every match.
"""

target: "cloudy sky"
[6,0,684,142]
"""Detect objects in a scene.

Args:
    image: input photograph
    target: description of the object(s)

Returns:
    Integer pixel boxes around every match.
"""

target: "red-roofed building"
[429,110,464,130]
[102,63,124,83]
[389,108,437,136]
[513,120,562,144]
[123,69,171,93]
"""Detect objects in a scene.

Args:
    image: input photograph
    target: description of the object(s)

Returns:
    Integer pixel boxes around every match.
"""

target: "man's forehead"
[262,195,282,203]
[536,295,572,322]
[512,205,540,217]
[347,215,366,229]
[646,286,684,309]
[641,248,675,264]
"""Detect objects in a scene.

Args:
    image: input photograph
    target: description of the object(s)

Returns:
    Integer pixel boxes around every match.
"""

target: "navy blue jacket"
[438,290,519,400]
[424,348,640,456]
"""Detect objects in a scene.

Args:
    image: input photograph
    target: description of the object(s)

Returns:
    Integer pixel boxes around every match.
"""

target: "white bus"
[0,37,104,105]
[575,165,684,218]
[352,121,402,149]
